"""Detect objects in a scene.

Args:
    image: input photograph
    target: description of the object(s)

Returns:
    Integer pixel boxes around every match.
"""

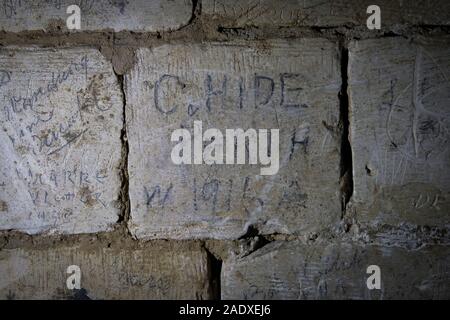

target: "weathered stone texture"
[0,47,123,234]
[204,0,450,28]
[125,40,341,239]
[222,241,450,299]
[0,0,192,32]
[0,243,211,299]
[348,37,450,228]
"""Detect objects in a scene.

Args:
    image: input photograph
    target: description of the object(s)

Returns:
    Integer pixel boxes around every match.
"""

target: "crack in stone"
[115,72,131,231]
[338,42,354,219]
[203,244,223,300]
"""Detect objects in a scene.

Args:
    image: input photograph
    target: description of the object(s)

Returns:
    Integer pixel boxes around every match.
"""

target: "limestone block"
[0,243,211,299]
[348,37,450,227]
[0,0,193,32]
[204,0,450,28]
[0,47,123,234]
[222,241,450,299]
[126,40,342,239]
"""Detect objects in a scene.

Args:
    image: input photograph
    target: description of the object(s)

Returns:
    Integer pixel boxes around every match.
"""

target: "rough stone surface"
[0,0,192,32]
[0,2,449,301]
[125,40,341,240]
[222,241,450,299]
[0,243,211,299]
[0,47,123,234]
[204,0,450,28]
[348,37,450,228]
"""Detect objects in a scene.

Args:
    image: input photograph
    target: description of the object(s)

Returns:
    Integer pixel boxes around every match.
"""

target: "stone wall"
[0,0,449,299]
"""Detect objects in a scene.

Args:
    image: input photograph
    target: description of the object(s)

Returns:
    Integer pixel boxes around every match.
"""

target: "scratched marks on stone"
[0,244,211,299]
[0,47,123,234]
[0,0,192,32]
[349,38,450,227]
[386,47,449,164]
[222,241,450,299]
[204,0,450,28]
[126,40,342,240]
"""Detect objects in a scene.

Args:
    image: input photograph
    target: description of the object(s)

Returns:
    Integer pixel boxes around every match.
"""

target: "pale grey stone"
[0,243,211,299]
[126,40,342,240]
[222,241,450,299]
[0,47,123,234]
[0,0,192,32]
[348,37,450,228]
[204,0,450,28]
